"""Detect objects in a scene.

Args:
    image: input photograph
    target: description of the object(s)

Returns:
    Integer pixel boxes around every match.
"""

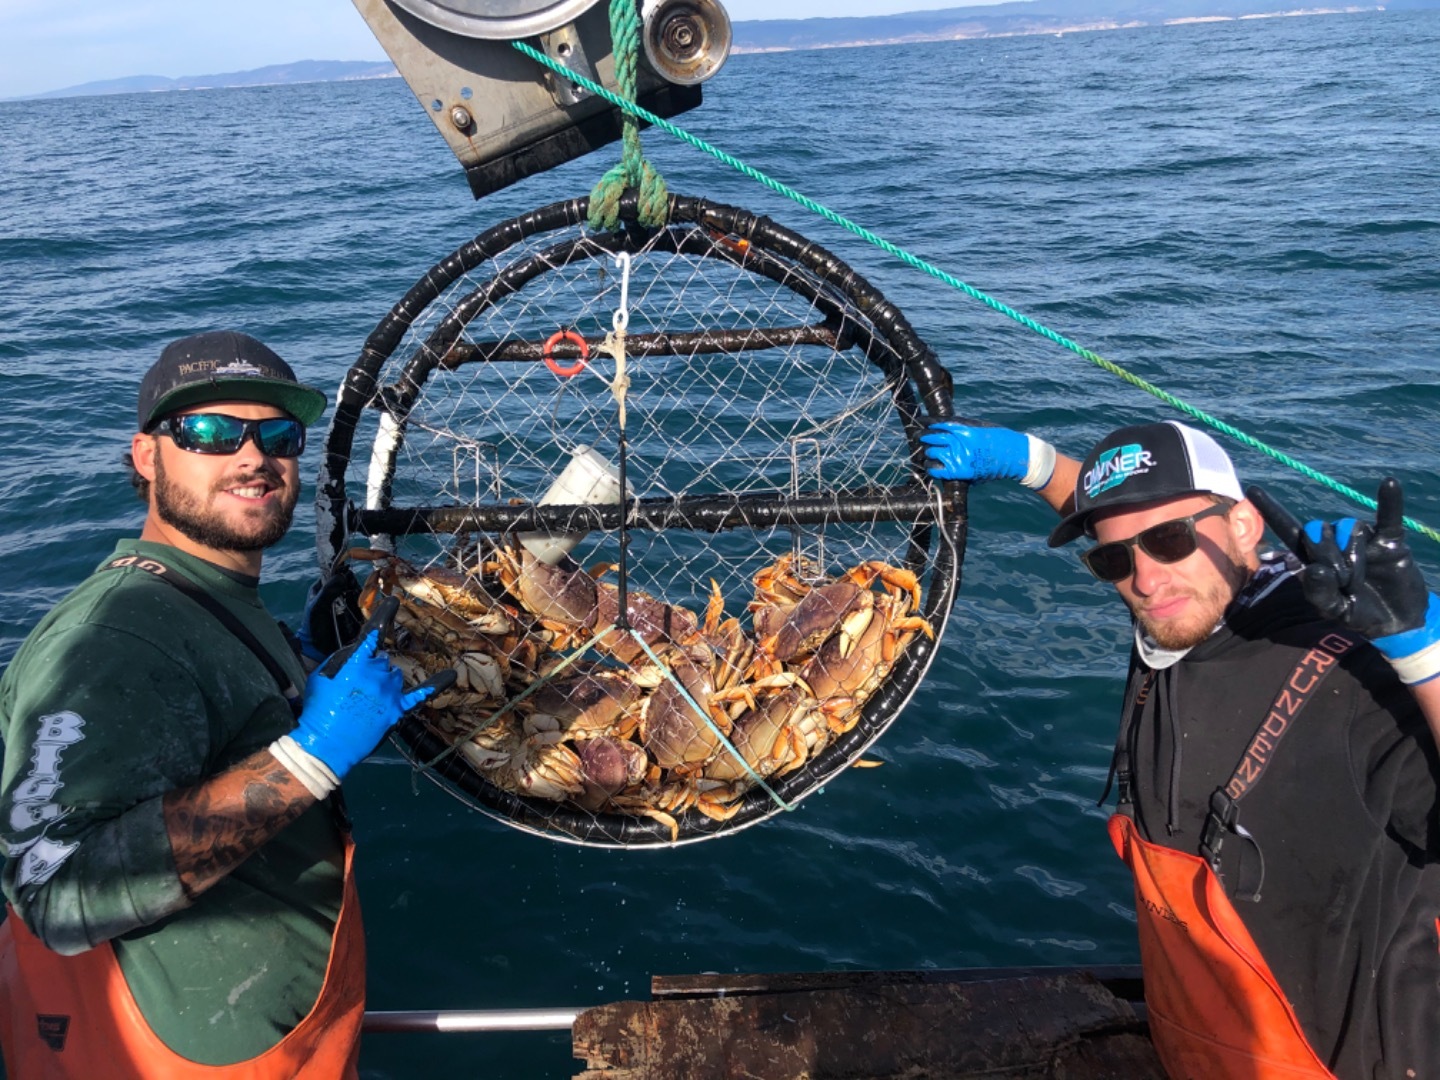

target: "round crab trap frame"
[317,192,967,847]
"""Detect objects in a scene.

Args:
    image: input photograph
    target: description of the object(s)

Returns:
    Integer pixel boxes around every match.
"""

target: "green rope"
[511,38,1440,547]
[629,633,793,812]
[586,0,668,231]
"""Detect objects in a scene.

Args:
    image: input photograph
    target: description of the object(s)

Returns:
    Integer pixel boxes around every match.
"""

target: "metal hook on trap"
[591,250,636,631]
[611,251,631,334]
[598,252,633,426]
[542,329,589,377]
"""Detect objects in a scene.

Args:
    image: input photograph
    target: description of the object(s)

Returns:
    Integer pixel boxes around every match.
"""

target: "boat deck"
[573,965,1161,1079]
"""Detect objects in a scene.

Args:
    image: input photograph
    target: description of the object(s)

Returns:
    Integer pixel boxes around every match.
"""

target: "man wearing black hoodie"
[922,418,1440,1080]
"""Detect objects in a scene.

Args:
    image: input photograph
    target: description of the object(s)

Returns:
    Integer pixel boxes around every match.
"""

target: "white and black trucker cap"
[1047,421,1243,547]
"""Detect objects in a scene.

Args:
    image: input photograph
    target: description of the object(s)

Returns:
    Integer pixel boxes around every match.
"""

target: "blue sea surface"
[2,9,1438,1078]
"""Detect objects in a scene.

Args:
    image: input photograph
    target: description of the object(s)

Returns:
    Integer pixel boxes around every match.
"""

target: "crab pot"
[318,192,967,847]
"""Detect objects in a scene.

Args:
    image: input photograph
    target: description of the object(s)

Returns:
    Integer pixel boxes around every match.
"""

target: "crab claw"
[848,561,923,608]
[703,578,726,635]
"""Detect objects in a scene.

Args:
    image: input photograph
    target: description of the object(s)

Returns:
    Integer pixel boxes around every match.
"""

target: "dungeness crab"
[354,545,933,840]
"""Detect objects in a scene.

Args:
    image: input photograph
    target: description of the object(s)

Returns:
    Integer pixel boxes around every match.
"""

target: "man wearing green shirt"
[0,331,440,1077]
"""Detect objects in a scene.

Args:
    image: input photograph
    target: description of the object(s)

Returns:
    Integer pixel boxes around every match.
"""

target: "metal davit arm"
[349,0,727,199]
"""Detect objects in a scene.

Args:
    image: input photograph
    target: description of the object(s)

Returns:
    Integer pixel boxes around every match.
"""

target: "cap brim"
[144,377,327,429]
[1046,510,1092,548]
[1046,486,1215,548]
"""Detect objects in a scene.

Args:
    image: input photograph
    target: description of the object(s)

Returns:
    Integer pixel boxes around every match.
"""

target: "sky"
[0,0,999,100]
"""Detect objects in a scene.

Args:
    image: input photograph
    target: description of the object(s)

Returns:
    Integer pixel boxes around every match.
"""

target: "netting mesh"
[318,193,967,846]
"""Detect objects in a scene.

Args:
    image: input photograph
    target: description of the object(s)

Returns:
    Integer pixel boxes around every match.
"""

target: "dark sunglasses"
[1080,503,1232,583]
[154,414,306,458]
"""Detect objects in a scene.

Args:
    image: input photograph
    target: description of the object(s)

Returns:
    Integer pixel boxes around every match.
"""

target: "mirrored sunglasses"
[155,414,306,458]
[1080,503,1232,583]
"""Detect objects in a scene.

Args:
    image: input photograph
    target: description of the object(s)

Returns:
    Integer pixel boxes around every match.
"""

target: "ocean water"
[2,8,1438,1077]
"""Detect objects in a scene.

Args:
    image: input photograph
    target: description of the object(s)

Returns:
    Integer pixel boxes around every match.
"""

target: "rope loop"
[636,161,669,228]
[587,0,669,231]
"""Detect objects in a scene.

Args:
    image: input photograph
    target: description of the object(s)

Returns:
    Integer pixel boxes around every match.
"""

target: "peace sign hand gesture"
[1247,478,1440,685]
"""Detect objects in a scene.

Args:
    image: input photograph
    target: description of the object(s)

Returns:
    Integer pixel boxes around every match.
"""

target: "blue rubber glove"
[292,626,439,779]
[920,421,1057,490]
[1248,479,1440,684]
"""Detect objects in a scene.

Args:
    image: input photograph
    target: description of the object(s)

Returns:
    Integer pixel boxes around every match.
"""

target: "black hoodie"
[1113,568,1440,1079]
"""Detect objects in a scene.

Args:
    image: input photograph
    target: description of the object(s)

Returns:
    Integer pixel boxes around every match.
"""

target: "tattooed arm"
[163,616,443,901]
[162,749,316,901]
[2,606,425,954]
[3,740,330,956]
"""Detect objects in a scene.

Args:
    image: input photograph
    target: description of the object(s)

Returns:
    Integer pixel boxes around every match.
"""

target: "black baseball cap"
[1048,421,1244,547]
[137,331,327,431]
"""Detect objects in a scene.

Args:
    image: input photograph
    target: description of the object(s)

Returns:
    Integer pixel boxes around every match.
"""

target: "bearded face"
[151,434,298,550]
[1091,495,1256,651]
[1131,527,1249,649]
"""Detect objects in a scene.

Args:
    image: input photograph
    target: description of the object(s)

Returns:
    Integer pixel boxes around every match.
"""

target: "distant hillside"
[731,0,1437,51]
[18,0,1440,100]
[28,60,396,100]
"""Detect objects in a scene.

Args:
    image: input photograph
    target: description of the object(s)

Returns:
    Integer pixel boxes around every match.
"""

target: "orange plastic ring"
[542,329,589,377]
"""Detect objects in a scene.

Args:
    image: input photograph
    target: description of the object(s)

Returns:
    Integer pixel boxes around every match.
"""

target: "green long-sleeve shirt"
[0,539,345,1065]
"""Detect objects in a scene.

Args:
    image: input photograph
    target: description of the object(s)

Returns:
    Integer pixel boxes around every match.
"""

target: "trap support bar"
[354,483,961,538]
[362,1007,581,1033]
[437,324,847,367]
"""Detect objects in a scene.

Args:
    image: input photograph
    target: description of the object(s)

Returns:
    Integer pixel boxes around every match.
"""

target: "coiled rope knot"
[588,0,669,231]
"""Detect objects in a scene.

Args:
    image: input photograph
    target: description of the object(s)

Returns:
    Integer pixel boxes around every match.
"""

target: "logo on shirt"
[1083,444,1155,499]
[9,711,85,887]
[1224,633,1357,801]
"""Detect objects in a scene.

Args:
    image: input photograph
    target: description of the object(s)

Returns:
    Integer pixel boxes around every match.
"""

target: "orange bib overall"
[0,837,364,1079]
[1106,634,1364,1077]
[1111,814,1333,1078]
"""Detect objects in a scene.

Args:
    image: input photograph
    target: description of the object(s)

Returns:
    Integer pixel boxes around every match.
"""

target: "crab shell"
[494,549,601,631]
[524,671,641,739]
[639,657,726,769]
[766,581,873,663]
[573,737,652,811]
[593,583,700,665]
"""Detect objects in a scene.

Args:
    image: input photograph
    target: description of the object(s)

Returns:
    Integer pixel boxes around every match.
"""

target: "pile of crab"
[356,543,933,839]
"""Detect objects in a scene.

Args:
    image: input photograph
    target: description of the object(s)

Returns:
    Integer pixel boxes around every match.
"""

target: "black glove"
[296,565,366,663]
[1248,479,1440,684]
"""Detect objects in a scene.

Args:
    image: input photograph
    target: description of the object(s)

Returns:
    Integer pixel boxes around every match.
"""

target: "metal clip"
[612,251,631,334]
[1199,787,1238,873]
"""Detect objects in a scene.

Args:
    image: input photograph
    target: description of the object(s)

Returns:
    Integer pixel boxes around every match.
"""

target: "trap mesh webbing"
[317,193,967,847]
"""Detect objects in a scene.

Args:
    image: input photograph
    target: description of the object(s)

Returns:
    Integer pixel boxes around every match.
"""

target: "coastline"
[730,5,1383,53]
[6,3,1405,100]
